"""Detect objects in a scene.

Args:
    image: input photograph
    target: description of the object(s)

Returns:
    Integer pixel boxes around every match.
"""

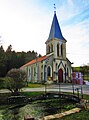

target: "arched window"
[61,44,63,56]
[29,68,30,76]
[47,45,50,54]
[34,67,36,76]
[49,45,50,53]
[47,66,51,76]
[44,65,46,81]
[51,44,53,52]
[57,44,59,56]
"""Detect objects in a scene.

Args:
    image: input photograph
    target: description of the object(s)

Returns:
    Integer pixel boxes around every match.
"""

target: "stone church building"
[21,11,72,83]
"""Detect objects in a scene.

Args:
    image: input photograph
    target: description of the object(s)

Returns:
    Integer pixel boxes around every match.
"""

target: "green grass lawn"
[25,83,44,88]
[21,91,44,97]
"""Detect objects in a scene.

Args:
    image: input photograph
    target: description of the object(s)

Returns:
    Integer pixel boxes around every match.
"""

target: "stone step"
[39,108,81,120]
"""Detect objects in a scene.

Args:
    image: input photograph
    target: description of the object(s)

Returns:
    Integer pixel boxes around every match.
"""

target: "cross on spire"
[54,4,56,14]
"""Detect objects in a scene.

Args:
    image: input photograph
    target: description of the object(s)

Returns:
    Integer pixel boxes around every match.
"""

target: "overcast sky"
[0,0,89,67]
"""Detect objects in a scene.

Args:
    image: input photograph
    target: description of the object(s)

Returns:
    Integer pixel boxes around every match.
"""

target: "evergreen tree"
[0,45,7,77]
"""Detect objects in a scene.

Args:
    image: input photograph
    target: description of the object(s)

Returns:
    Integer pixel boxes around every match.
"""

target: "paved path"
[0,84,89,95]
[22,84,89,95]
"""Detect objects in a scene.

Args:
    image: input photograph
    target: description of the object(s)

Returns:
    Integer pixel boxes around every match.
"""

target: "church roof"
[21,55,47,68]
[47,12,65,41]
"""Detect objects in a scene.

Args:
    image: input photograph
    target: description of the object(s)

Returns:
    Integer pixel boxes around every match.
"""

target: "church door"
[58,69,63,82]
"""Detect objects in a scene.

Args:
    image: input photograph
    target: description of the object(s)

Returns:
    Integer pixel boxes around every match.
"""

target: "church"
[21,11,72,83]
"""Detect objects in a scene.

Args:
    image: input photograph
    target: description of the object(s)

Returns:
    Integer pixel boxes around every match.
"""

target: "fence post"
[81,85,83,99]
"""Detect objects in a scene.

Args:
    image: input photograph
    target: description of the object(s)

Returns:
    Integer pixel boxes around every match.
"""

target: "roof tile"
[21,55,47,68]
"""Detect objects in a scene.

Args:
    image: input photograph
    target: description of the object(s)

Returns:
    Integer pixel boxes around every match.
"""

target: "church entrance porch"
[58,69,63,82]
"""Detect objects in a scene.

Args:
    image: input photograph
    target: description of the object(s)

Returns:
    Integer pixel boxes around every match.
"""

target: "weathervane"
[54,4,56,14]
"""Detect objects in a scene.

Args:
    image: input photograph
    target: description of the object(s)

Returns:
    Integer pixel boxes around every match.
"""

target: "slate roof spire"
[47,10,65,41]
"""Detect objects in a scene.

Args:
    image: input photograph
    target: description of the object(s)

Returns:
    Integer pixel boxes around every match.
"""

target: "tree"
[17,51,26,66]
[6,45,13,72]
[6,44,12,52]
[0,45,7,77]
[5,68,27,95]
[0,44,41,77]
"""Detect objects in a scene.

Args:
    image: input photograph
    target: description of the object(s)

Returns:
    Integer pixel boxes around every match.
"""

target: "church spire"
[47,9,65,41]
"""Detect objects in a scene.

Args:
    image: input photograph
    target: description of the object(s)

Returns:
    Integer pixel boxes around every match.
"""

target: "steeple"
[47,12,65,41]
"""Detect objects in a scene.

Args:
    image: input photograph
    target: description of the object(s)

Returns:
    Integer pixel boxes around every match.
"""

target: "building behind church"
[21,11,72,83]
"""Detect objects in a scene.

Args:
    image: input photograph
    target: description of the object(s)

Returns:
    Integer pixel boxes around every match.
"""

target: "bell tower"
[45,11,66,60]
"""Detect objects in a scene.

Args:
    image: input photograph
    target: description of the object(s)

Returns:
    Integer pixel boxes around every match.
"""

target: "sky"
[0,0,89,67]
